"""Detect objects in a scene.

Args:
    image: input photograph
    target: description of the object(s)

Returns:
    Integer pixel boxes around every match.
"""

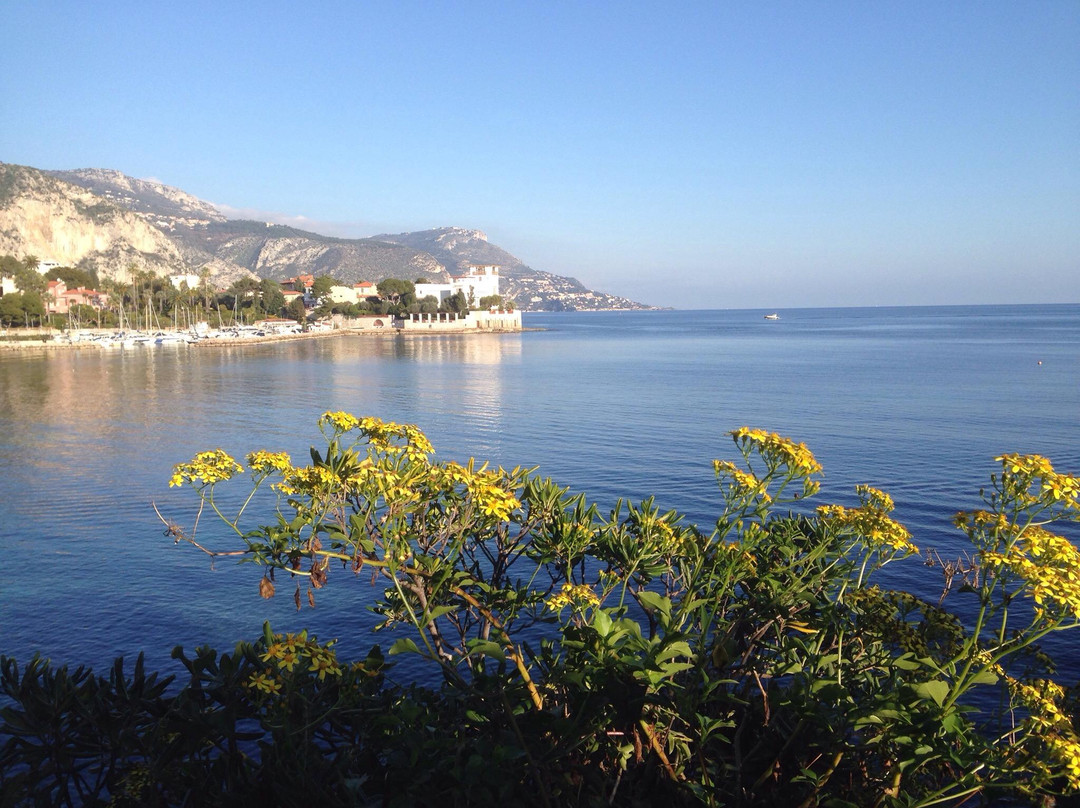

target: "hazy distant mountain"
[0,162,649,310]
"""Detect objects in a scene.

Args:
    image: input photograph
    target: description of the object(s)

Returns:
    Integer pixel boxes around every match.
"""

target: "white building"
[169,274,203,290]
[327,282,380,305]
[415,264,501,306]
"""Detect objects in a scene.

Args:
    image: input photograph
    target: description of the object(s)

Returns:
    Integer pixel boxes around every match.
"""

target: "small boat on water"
[764,313,780,321]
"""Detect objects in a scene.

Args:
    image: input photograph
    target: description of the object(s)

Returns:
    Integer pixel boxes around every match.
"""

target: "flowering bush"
[3,413,1079,806]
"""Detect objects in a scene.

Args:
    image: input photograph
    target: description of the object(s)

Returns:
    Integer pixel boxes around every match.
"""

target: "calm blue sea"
[1,304,1078,682]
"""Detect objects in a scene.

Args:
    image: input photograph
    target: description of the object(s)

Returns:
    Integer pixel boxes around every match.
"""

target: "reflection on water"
[0,333,529,671]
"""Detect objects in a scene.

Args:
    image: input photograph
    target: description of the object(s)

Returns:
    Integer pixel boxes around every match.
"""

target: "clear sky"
[2,1,1077,309]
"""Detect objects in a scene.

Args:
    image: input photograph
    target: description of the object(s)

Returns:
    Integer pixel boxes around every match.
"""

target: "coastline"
[0,324,530,353]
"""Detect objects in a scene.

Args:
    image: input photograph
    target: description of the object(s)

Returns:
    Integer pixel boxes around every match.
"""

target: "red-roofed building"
[46,280,107,314]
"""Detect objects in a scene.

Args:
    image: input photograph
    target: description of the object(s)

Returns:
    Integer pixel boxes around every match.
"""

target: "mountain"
[0,162,650,310]
[0,163,187,281]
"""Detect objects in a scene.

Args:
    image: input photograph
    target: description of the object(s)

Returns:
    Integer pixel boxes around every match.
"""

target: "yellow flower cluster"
[996,453,1080,513]
[247,669,282,695]
[1005,675,1080,790]
[817,495,918,556]
[283,465,340,496]
[321,411,360,433]
[169,450,244,487]
[436,461,520,521]
[246,450,293,475]
[633,513,688,556]
[357,416,435,461]
[547,582,602,613]
[953,509,1011,533]
[855,484,893,512]
[248,632,345,694]
[730,428,822,476]
[371,467,422,505]
[319,412,435,462]
[713,460,772,503]
[982,525,1080,620]
[469,472,520,520]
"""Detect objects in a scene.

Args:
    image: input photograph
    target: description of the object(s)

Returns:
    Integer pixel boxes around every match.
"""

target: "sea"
[1,304,1078,685]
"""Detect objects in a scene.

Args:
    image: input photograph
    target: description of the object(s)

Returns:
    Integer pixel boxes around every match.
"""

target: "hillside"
[0,162,650,310]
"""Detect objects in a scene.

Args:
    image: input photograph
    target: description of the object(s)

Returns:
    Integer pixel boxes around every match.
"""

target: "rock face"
[48,168,227,224]
[0,163,186,281]
[0,162,650,310]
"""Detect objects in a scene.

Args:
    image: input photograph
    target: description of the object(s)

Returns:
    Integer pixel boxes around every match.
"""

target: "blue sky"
[2,1,1077,308]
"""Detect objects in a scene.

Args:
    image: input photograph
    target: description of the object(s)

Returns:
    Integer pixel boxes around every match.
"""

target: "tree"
[0,292,26,326]
[1,290,46,326]
[259,279,286,317]
[0,254,22,276]
[198,267,214,312]
[443,290,468,315]
[13,266,47,296]
[46,266,97,290]
[478,294,502,310]
[227,278,261,320]
[287,297,307,327]
[376,278,414,305]
[310,276,337,305]
[419,295,440,314]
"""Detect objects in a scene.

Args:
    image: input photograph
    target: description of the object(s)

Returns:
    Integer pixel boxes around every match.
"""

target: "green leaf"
[915,679,950,706]
[591,608,613,636]
[388,638,421,656]
[655,640,693,662]
[467,639,505,662]
[969,668,999,686]
[637,591,672,622]
[892,653,921,671]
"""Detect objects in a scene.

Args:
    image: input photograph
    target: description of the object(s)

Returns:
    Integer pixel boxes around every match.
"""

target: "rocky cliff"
[0,163,187,281]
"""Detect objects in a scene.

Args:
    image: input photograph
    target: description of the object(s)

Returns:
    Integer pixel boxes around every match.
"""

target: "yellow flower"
[321,411,360,433]
[246,450,293,475]
[994,454,1080,514]
[468,471,520,521]
[277,650,301,672]
[547,583,602,613]
[308,648,343,680]
[283,465,340,495]
[169,449,243,487]
[247,669,282,695]
[817,494,917,556]
[983,526,1080,620]
[730,428,822,476]
[713,460,772,503]
[261,642,285,662]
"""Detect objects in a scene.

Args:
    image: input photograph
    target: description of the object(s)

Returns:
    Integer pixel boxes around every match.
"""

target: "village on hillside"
[0,256,521,346]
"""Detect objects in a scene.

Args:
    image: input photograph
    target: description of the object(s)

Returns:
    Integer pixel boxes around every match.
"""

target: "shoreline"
[0,324,531,353]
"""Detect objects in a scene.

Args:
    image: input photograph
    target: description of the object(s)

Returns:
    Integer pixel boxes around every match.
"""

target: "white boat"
[764,313,780,320]
[155,333,192,346]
